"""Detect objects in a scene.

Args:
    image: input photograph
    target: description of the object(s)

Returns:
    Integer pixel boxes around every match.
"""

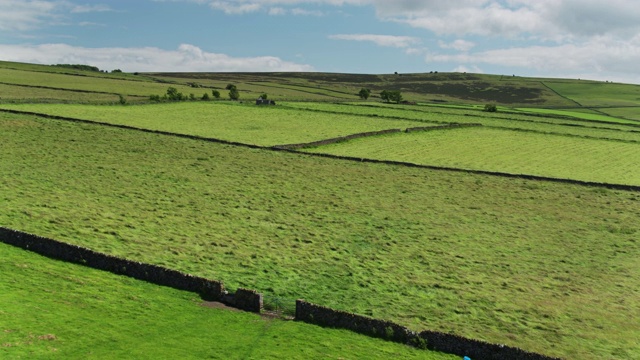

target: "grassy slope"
[0,242,453,360]
[2,112,639,359]
[0,67,195,99]
[0,102,431,147]
[303,127,640,185]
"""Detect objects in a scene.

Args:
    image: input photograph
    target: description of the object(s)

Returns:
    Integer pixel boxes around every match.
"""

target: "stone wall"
[274,128,403,150]
[295,300,562,360]
[233,288,263,313]
[0,227,224,301]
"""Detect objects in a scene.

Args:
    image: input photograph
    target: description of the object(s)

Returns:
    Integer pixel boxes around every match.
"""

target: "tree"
[226,84,237,90]
[380,90,402,103]
[380,90,389,102]
[259,93,268,100]
[229,87,240,100]
[201,92,210,101]
[358,88,371,100]
[212,89,220,99]
[387,90,402,103]
[166,87,184,101]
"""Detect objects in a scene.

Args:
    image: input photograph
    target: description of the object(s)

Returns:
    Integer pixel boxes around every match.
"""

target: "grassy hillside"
[2,111,638,359]
[2,60,640,359]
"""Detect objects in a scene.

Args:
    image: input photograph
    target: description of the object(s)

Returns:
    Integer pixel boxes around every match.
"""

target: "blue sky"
[1,0,640,83]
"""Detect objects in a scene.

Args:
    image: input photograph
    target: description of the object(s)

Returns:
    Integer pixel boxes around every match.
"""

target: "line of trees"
[149,87,233,102]
[380,90,403,103]
[359,87,403,103]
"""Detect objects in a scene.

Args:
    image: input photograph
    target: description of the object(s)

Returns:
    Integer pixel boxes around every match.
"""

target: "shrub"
[118,94,127,105]
[211,90,220,99]
[201,93,210,101]
[484,104,498,112]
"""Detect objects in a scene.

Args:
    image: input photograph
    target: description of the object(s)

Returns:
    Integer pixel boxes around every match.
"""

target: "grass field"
[0,67,196,99]
[0,102,432,146]
[596,107,640,121]
[302,127,640,185]
[282,102,640,143]
[0,242,454,360]
[2,112,639,359]
[0,83,123,103]
[514,107,639,125]
[543,80,640,107]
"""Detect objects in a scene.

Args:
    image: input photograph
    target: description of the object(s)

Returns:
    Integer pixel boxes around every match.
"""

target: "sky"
[1,0,640,84]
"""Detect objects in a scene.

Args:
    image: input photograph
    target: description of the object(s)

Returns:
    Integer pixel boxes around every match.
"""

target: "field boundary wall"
[295,300,562,360]
[274,128,403,149]
[275,123,483,150]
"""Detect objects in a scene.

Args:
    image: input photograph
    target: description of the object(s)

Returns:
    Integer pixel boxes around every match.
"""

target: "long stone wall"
[295,300,562,360]
[274,128,403,150]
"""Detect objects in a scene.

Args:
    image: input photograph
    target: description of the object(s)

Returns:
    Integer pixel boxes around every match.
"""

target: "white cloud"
[195,1,640,40]
[291,7,323,16]
[208,1,262,14]
[0,0,63,31]
[427,35,640,83]
[329,34,420,48]
[0,43,315,72]
[268,6,286,15]
[439,39,476,52]
[71,4,113,13]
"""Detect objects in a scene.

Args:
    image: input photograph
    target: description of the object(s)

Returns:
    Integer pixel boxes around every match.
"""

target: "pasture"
[0,102,432,147]
[0,242,453,359]
[302,126,640,185]
[3,60,640,359]
[2,111,639,359]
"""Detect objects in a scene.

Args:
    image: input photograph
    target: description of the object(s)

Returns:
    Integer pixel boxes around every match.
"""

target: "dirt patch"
[200,301,293,320]
[200,301,241,312]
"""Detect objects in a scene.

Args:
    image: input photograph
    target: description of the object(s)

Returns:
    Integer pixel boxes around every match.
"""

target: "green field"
[2,111,639,359]
[596,107,640,121]
[0,102,432,146]
[543,80,640,107]
[3,60,640,359]
[303,127,640,185]
[0,83,126,103]
[283,102,640,138]
[0,67,196,99]
[514,107,639,125]
[0,242,454,360]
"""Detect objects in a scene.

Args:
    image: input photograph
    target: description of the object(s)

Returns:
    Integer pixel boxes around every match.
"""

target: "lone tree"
[259,93,268,100]
[484,104,498,112]
[380,90,402,103]
[211,89,220,99]
[358,88,371,100]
